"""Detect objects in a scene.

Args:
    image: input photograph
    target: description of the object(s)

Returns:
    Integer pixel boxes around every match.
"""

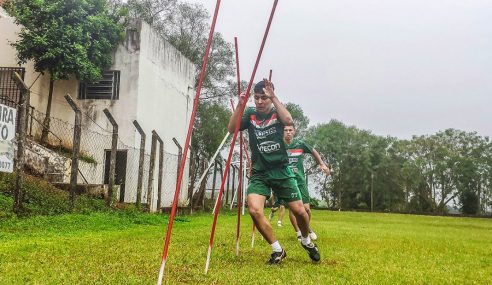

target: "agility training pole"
[234,36,243,257]
[157,0,222,284]
[205,0,279,274]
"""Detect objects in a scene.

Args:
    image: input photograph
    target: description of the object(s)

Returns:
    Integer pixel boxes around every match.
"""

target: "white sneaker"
[309,231,317,241]
[277,221,282,227]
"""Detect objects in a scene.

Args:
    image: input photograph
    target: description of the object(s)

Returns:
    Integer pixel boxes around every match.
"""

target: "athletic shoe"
[267,249,287,265]
[296,235,302,242]
[309,230,318,241]
[302,242,320,263]
[277,221,282,227]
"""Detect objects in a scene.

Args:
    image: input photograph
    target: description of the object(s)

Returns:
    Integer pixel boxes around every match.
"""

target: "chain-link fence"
[22,102,190,212]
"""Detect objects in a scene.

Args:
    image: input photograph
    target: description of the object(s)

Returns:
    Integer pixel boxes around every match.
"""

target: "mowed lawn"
[0,210,491,284]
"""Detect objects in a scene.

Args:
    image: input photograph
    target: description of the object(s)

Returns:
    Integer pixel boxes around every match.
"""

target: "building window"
[78,70,120,100]
[0,67,26,107]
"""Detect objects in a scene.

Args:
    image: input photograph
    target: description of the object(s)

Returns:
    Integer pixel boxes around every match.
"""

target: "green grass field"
[1,210,491,284]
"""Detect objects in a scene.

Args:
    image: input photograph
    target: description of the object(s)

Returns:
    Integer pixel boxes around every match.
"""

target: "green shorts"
[273,195,287,208]
[247,167,302,203]
[298,183,310,204]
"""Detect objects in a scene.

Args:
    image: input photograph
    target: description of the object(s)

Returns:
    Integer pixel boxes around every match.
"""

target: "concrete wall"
[135,21,195,209]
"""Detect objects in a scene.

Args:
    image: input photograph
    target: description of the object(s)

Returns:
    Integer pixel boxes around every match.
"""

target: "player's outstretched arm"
[228,92,247,133]
[311,148,331,176]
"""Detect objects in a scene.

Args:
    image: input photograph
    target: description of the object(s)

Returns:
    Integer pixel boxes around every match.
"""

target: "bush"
[461,191,479,215]
[310,198,320,208]
[0,172,106,217]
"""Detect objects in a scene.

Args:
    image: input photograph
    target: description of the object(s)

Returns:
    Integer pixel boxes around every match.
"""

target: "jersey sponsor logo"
[287,148,303,157]
[289,157,299,164]
[255,127,276,139]
[250,113,278,129]
[257,141,281,153]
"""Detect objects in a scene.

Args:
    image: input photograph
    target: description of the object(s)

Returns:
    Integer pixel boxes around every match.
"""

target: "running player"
[228,79,320,264]
[284,125,330,241]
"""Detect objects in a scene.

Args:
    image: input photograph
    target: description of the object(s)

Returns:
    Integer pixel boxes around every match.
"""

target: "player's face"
[254,93,272,114]
[284,126,295,140]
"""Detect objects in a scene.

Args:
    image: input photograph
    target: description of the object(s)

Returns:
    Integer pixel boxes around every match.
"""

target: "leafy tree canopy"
[6,0,125,82]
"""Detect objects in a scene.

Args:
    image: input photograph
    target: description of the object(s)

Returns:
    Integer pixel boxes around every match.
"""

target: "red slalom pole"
[205,0,279,274]
[157,0,222,283]
[269,69,273,81]
[234,36,243,256]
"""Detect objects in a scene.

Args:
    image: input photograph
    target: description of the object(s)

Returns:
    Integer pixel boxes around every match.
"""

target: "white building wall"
[136,21,195,209]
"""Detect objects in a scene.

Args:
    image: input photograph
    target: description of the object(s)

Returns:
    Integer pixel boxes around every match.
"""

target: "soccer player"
[228,79,320,265]
[268,194,286,227]
[284,125,331,241]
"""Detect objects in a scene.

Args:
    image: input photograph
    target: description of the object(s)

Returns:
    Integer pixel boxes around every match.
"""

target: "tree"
[285,102,309,135]
[190,100,231,207]
[6,0,125,143]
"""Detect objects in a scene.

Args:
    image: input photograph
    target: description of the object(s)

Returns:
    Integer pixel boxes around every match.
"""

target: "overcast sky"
[187,0,492,139]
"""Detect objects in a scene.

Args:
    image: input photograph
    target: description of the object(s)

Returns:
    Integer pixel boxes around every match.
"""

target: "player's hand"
[320,164,331,176]
[238,91,247,106]
[262,79,276,100]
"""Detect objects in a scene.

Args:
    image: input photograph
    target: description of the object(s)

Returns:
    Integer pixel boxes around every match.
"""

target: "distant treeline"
[304,120,492,216]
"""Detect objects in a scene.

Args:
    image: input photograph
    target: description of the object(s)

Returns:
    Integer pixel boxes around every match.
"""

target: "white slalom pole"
[212,191,220,214]
[192,132,230,199]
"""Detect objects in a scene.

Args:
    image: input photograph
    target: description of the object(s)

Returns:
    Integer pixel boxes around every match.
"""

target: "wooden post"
[172,137,182,189]
[154,131,164,212]
[103,108,118,207]
[64,94,82,210]
[224,159,230,207]
[231,165,236,206]
[147,131,158,211]
[11,72,28,215]
[188,148,195,210]
[210,161,218,203]
[132,120,146,208]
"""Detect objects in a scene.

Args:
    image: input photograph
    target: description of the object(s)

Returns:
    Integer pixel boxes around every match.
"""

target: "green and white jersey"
[240,107,289,174]
[285,138,313,185]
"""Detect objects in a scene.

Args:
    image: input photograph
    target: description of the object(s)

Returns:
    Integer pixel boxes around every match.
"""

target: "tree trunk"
[41,77,54,144]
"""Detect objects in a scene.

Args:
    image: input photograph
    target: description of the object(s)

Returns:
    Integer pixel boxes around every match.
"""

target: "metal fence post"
[11,72,28,215]
[64,94,82,209]
[132,120,146,208]
[103,108,118,207]
[147,131,158,211]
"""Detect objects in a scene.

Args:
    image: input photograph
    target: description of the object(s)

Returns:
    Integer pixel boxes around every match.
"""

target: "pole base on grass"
[236,238,240,256]
[157,259,166,285]
[205,245,212,274]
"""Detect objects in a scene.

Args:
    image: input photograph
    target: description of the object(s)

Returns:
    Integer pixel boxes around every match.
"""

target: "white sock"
[301,235,311,246]
[271,241,282,253]
[296,230,301,237]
